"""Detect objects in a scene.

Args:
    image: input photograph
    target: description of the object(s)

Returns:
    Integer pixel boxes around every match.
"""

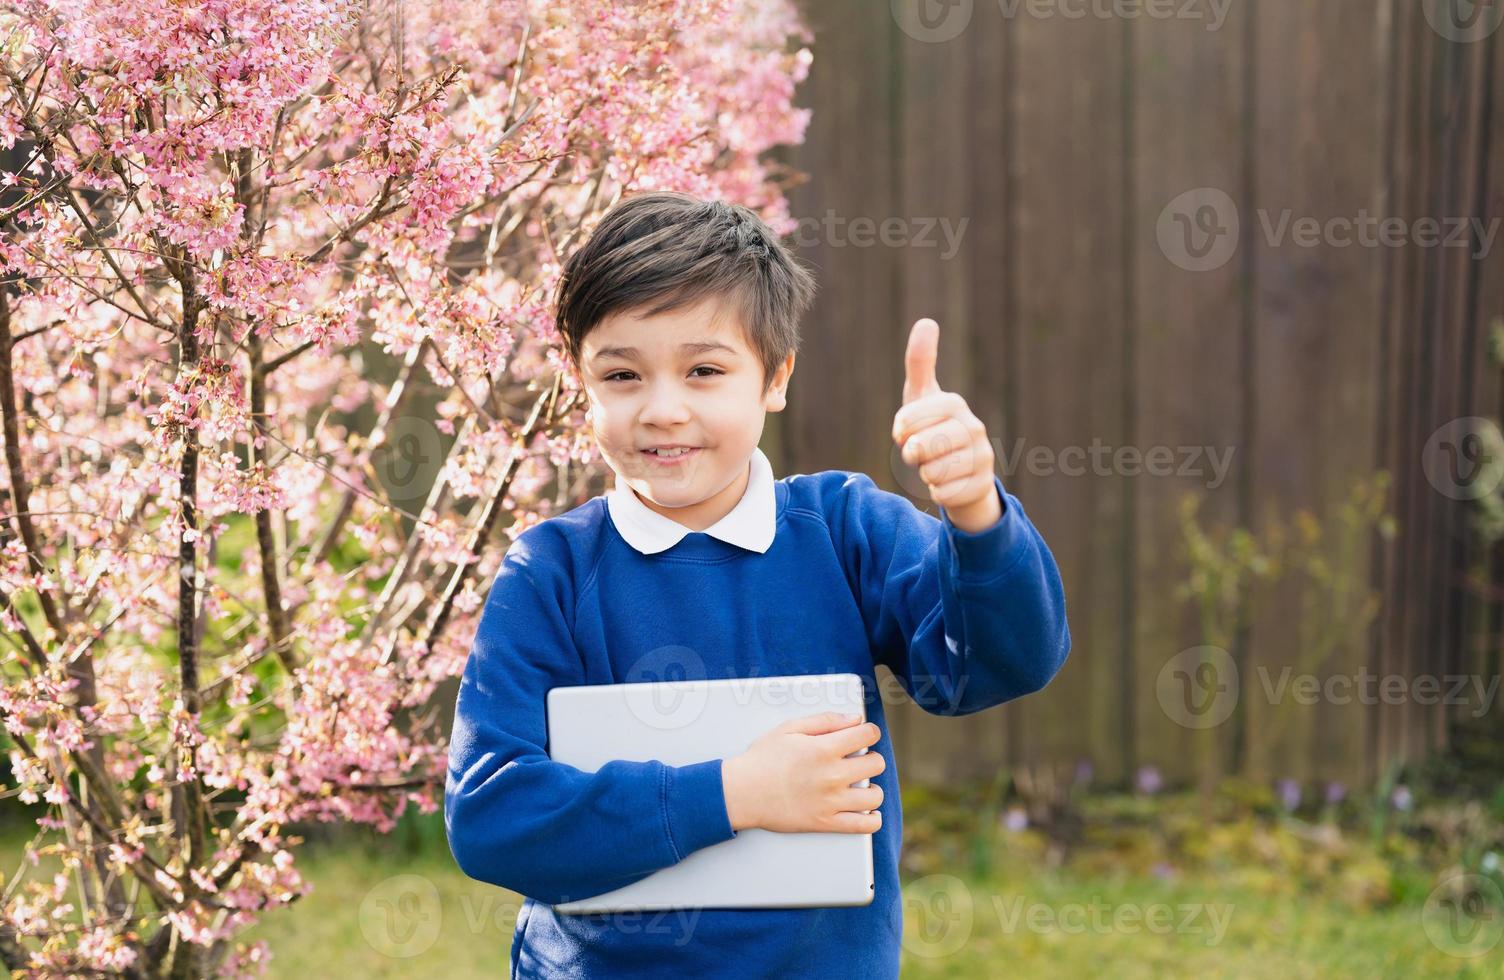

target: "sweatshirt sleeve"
[832,471,1071,716]
[444,530,738,905]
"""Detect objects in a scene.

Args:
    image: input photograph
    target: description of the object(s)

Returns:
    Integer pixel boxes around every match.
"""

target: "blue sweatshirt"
[444,468,1070,978]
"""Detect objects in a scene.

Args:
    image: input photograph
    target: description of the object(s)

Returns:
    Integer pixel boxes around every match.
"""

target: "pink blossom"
[0,0,810,971]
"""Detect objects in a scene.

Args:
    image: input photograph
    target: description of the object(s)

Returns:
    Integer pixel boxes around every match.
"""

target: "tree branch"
[246,329,299,678]
[170,258,209,898]
[0,285,65,635]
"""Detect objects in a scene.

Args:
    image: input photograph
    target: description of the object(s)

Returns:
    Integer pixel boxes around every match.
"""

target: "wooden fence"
[768,0,1504,789]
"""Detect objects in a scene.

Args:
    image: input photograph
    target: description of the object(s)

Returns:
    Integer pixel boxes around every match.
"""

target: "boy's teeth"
[649,448,691,456]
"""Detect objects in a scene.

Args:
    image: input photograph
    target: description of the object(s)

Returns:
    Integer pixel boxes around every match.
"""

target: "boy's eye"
[603,367,724,383]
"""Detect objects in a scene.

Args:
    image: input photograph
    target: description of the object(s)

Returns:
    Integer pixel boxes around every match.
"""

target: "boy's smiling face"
[574,292,795,533]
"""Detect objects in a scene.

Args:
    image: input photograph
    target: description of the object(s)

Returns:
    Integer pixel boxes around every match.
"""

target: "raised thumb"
[902,317,941,405]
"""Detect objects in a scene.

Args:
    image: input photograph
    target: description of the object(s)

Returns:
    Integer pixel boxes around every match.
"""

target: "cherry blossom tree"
[0,0,811,974]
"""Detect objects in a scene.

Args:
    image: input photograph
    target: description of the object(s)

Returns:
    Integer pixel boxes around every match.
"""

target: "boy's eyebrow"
[590,341,739,362]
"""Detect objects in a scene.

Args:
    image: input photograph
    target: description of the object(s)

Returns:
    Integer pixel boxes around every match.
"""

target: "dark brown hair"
[555,191,817,391]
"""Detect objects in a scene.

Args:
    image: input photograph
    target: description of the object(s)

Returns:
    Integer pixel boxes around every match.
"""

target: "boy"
[444,192,1070,978]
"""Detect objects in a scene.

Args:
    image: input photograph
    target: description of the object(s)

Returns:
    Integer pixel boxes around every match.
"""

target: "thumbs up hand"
[891,318,1002,533]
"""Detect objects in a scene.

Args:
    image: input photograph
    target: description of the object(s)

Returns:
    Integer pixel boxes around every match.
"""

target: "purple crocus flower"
[1277,778,1301,812]
[1135,765,1162,795]
[1390,784,1413,812]
[1073,759,1094,788]
[1002,806,1029,832]
[1324,781,1346,806]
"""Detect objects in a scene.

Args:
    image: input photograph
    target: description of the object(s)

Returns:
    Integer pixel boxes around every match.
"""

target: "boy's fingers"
[843,748,886,781]
[900,417,974,468]
[827,809,883,835]
[916,443,980,488]
[824,721,881,756]
[893,391,968,443]
[930,470,995,509]
[902,318,942,406]
[782,711,864,736]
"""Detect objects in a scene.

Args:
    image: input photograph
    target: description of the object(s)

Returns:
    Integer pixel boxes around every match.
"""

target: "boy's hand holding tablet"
[722,710,885,835]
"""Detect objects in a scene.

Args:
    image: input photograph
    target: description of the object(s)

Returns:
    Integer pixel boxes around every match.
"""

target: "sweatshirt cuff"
[663,758,737,861]
[940,474,1031,587]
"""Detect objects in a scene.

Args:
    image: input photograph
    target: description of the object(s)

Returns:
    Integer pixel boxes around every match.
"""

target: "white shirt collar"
[607,447,777,555]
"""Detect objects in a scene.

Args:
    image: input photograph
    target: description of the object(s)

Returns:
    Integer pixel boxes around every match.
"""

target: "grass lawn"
[242,830,520,977]
[3,802,1497,977]
[237,828,1500,978]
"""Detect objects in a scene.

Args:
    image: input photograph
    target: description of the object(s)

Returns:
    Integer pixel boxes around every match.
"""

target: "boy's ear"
[763,353,797,413]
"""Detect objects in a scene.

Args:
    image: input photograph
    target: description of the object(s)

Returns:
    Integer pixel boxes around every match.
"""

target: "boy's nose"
[638,383,694,426]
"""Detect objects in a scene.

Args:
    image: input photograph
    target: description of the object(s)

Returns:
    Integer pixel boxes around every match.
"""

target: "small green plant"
[1175,472,1396,794]
[1472,316,1504,543]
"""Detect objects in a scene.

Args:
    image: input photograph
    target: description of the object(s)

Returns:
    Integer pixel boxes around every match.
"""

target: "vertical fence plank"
[1438,27,1503,743]
[784,1,901,472]
[889,4,998,786]
[1128,6,1250,787]
[1372,0,1431,781]
[1007,9,1131,785]
[1474,21,1504,716]
[1243,0,1389,788]
[783,0,919,772]
[1373,6,1501,777]
[962,7,1019,780]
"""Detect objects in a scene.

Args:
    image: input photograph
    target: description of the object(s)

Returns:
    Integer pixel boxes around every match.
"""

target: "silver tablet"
[545,671,876,913]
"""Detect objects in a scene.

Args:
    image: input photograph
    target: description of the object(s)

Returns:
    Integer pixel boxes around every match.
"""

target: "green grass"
[236,828,1500,979]
[242,829,518,977]
[893,866,1500,979]
[3,812,1498,977]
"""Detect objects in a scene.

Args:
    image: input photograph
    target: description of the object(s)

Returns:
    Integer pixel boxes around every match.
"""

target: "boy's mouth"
[641,446,701,465]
